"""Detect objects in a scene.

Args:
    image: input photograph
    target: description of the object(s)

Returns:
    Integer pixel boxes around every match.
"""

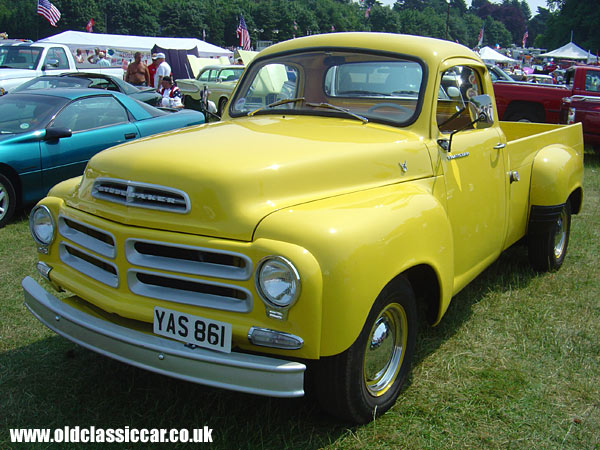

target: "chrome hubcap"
[363,304,407,396]
[553,209,568,258]
[0,183,7,219]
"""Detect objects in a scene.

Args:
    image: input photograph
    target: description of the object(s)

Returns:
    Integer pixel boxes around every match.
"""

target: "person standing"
[148,54,158,88]
[87,48,100,64]
[153,53,171,92]
[97,51,111,67]
[74,49,84,64]
[125,52,150,86]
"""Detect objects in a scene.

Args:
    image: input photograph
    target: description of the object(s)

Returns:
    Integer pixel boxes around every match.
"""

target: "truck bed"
[500,121,584,247]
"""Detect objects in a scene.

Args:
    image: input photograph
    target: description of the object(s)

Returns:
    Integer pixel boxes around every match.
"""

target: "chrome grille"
[125,239,252,280]
[128,269,252,313]
[58,215,116,258]
[58,213,252,313]
[91,178,190,214]
[59,242,119,288]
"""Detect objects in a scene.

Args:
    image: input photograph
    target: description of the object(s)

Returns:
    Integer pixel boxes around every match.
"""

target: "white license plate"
[153,307,232,353]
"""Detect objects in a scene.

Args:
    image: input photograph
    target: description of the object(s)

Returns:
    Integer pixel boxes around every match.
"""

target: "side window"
[52,96,129,132]
[207,70,218,82]
[437,65,483,133]
[44,48,69,70]
[198,70,210,82]
[584,71,600,92]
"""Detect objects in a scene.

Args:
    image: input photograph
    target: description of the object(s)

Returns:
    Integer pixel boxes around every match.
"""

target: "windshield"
[230,50,425,126]
[14,76,92,92]
[0,46,43,70]
[0,94,67,134]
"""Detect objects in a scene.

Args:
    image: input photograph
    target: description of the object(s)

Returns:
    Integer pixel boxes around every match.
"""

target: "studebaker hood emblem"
[71,116,433,241]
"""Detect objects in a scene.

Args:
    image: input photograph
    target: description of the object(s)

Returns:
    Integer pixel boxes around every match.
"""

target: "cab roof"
[256,32,480,67]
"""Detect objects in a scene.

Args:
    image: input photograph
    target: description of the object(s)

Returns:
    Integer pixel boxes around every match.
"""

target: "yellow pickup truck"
[22,33,584,424]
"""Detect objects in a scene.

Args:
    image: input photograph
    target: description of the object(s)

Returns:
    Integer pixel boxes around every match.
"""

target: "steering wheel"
[367,102,412,115]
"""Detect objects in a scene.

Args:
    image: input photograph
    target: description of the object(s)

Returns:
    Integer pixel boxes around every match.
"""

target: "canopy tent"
[37,30,232,58]
[538,42,589,60]
[478,46,517,63]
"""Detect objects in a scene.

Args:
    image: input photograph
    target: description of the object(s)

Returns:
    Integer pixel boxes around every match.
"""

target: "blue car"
[0,89,205,227]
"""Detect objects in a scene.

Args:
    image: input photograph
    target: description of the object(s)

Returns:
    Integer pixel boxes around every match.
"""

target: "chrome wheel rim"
[553,208,568,258]
[0,182,7,222]
[363,303,407,397]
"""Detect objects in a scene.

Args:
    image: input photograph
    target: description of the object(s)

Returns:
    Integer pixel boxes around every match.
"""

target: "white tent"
[37,30,232,58]
[538,42,588,60]
[478,46,517,63]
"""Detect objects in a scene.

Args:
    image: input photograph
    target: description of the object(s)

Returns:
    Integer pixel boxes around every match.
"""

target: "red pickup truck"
[561,95,600,147]
[494,65,600,124]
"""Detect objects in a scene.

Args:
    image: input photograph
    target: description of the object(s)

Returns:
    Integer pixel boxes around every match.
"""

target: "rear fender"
[529,144,584,208]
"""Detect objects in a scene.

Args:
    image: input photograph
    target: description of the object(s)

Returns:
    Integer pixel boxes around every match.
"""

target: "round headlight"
[29,205,55,246]
[256,256,301,308]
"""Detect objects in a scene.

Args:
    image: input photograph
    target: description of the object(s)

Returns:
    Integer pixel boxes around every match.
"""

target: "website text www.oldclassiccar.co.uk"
[10,426,214,444]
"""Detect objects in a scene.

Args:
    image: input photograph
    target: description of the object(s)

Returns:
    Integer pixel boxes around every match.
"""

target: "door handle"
[493,143,506,150]
[124,133,137,140]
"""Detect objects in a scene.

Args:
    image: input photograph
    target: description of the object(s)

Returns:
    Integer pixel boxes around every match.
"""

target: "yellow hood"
[69,116,433,241]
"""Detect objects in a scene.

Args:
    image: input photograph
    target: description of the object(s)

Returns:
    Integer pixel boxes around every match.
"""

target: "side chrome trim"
[22,276,305,398]
[446,151,469,161]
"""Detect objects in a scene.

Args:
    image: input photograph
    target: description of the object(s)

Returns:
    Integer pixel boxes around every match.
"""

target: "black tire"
[528,200,571,272]
[314,276,417,424]
[0,173,16,228]
[218,98,228,117]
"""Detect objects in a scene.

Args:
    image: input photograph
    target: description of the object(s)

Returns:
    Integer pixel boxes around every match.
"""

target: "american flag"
[236,15,251,51]
[477,25,484,47]
[37,0,61,27]
[522,28,529,48]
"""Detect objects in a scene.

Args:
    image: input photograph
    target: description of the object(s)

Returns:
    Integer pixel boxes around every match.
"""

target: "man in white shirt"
[153,53,172,92]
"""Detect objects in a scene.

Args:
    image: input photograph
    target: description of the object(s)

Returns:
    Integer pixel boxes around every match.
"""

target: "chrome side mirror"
[468,94,494,129]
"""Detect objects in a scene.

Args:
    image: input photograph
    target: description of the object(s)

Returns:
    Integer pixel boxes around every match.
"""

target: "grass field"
[1,150,598,449]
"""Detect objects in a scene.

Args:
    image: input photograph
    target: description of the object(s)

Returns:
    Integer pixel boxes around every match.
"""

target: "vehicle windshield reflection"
[230,50,425,126]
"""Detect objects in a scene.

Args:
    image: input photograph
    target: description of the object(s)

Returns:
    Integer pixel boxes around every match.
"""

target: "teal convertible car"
[0,89,205,227]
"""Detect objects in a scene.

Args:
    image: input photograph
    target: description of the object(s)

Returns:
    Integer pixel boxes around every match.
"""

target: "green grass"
[1,150,599,449]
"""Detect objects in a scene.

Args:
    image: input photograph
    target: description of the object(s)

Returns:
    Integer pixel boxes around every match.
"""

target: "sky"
[377,0,550,16]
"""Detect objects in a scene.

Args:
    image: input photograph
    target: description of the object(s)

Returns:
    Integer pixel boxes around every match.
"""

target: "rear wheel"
[0,173,16,228]
[528,201,571,271]
[315,277,417,423]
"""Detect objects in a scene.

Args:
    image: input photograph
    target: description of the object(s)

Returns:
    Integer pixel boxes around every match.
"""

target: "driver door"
[437,64,507,291]
[40,95,139,192]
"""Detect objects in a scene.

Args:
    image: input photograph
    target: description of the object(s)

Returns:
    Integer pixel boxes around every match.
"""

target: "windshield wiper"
[339,90,391,97]
[306,102,369,124]
[247,97,305,116]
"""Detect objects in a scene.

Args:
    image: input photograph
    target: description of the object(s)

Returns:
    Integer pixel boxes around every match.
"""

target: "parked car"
[178,64,245,115]
[0,89,205,227]
[525,73,555,84]
[23,33,583,424]
[486,64,514,82]
[0,42,124,94]
[493,64,600,126]
[12,72,162,106]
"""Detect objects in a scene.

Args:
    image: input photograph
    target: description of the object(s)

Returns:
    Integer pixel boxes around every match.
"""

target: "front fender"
[529,144,584,207]
[253,178,453,357]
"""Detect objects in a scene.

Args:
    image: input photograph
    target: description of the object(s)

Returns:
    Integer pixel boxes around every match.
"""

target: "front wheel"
[314,277,417,423]
[528,201,571,271]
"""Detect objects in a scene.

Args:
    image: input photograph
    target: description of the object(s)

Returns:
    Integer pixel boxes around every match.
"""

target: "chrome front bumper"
[22,276,305,398]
